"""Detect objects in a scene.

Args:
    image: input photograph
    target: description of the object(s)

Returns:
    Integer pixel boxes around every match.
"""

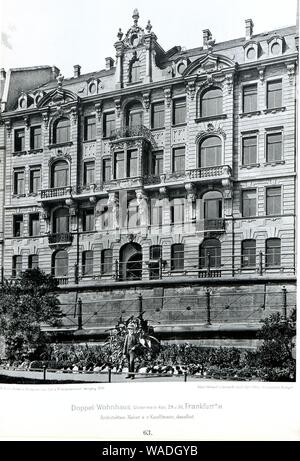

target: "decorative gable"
[37,75,78,109]
[183,53,236,77]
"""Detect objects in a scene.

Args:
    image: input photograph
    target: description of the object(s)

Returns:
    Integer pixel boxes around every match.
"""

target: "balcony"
[40,186,72,202]
[110,125,152,141]
[48,232,73,245]
[143,165,232,189]
[196,219,226,233]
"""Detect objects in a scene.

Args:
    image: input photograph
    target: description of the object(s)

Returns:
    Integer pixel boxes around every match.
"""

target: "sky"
[0,0,298,77]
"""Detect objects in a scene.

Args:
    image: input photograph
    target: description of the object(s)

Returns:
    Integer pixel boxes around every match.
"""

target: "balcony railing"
[48,232,73,245]
[195,219,225,232]
[144,165,232,186]
[110,125,153,143]
[40,186,72,199]
[187,165,231,179]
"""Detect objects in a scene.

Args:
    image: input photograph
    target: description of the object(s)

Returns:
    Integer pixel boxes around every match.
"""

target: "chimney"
[105,57,115,70]
[203,29,212,48]
[245,19,254,40]
[73,64,81,78]
[0,68,6,100]
[0,68,6,80]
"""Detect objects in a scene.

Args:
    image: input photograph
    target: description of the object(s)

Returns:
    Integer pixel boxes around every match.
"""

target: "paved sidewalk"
[0,368,203,384]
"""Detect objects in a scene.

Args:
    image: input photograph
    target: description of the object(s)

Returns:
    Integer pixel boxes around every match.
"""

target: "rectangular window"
[114,152,124,179]
[103,158,111,182]
[266,239,281,267]
[82,250,93,276]
[84,115,96,141]
[28,254,39,269]
[170,201,185,224]
[266,132,282,162]
[30,126,41,150]
[243,84,257,113]
[242,190,256,217]
[267,80,282,109]
[151,151,163,176]
[151,202,163,227]
[127,150,138,177]
[83,161,95,186]
[13,215,23,237]
[14,129,25,152]
[101,249,113,274]
[103,112,115,138]
[241,240,256,267]
[29,167,41,194]
[266,187,281,215]
[173,98,186,125]
[29,213,40,236]
[12,255,22,277]
[151,102,165,129]
[172,147,185,173]
[82,208,94,232]
[171,244,184,271]
[14,169,25,195]
[242,136,257,165]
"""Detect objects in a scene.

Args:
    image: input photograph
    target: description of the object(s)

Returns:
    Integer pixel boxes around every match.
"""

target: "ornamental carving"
[195,123,226,143]
[115,98,121,117]
[143,92,151,110]
[95,102,103,121]
[186,81,196,100]
[286,64,295,84]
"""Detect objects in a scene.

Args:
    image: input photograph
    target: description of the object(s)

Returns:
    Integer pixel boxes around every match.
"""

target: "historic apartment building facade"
[0,11,297,345]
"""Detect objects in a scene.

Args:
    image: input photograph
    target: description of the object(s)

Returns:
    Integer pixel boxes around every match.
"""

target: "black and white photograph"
[0,0,299,442]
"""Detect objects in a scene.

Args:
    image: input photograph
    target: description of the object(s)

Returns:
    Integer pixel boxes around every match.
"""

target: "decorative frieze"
[172,127,186,144]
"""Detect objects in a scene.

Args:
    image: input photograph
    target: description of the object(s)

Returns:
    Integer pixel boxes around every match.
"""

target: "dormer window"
[244,41,259,61]
[268,35,284,56]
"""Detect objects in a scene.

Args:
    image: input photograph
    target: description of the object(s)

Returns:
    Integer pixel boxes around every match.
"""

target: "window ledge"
[83,139,96,144]
[172,123,187,128]
[48,142,73,149]
[12,194,26,199]
[126,81,143,86]
[240,163,260,169]
[263,160,285,166]
[150,127,165,132]
[263,107,286,114]
[28,148,43,154]
[27,193,39,197]
[239,111,261,118]
[195,114,227,123]
[12,150,27,156]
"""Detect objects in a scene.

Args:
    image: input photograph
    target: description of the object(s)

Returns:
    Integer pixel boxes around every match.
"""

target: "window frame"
[30,125,42,150]
[13,214,24,237]
[14,128,25,152]
[265,238,281,267]
[241,239,256,268]
[53,117,71,144]
[242,189,257,218]
[29,166,41,194]
[172,97,186,126]
[199,136,222,168]
[266,79,283,110]
[12,255,22,277]
[82,250,94,276]
[151,101,165,129]
[199,238,221,269]
[103,111,116,138]
[200,87,223,118]
[242,83,258,114]
[241,132,258,166]
[83,115,96,141]
[82,208,95,232]
[265,129,283,163]
[101,249,113,275]
[172,146,185,173]
[83,160,95,187]
[29,213,40,237]
[171,243,184,271]
[266,186,281,216]
[13,168,25,195]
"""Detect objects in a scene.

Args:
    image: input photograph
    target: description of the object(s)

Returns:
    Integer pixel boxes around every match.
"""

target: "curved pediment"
[183,53,236,77]
[37,87,79,109]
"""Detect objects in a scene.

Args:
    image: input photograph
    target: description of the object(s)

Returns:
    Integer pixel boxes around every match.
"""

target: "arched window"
[119,242,142,280]
[53,208,69,234]
[199,136,222,168]
[130,60,141,83]
[171,243,184,271]
[241,239,256,267]
[126,101,143,128]
[52,250,68,277]
[51,160,69,188]
[53,117,70,144]
[266,238,281,267]
[201,88,223,117]
[199,239,221,268]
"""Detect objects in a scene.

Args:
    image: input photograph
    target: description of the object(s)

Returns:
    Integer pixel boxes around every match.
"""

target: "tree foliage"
[0,268,62,360]
[257,309,296,370]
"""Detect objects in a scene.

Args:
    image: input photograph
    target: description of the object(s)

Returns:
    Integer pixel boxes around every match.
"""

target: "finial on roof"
[117,28,123,41]
[56,73,64,87]
[146,20,152,33]
[132,8,139,25]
